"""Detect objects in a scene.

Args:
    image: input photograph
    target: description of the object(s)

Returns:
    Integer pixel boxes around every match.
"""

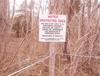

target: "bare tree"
[0,0,9,32]
[0,0,11,75]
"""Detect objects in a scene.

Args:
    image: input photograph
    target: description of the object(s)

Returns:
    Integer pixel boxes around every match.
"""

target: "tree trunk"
[0,0,10,75]
[0,0,9,32]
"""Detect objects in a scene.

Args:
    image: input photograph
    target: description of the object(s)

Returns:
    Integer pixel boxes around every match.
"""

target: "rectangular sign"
[39,15,67,42]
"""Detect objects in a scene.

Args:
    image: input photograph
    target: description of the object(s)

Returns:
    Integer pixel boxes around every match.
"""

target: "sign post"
[39,15,67,76]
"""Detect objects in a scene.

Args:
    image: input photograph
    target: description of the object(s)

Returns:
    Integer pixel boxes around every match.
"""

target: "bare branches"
[0,0,100,76]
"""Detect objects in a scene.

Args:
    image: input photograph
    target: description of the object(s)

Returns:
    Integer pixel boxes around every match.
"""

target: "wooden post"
[49,43,56,76]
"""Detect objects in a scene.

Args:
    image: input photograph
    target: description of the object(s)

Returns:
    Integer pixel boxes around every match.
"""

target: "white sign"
[39,15,67,42]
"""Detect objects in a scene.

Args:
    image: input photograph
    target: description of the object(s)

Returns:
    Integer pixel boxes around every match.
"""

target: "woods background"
[0,0,100,76]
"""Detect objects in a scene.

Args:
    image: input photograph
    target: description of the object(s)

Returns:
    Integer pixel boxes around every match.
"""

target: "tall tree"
[0,0,9,32]
[0,1,10,75]
[49,0,80,76]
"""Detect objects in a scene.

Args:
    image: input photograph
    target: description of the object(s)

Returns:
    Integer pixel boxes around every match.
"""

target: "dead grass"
[0,0,100,76]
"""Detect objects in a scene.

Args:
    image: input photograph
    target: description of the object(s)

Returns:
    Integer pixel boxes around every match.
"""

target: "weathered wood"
[49,43,56,76]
